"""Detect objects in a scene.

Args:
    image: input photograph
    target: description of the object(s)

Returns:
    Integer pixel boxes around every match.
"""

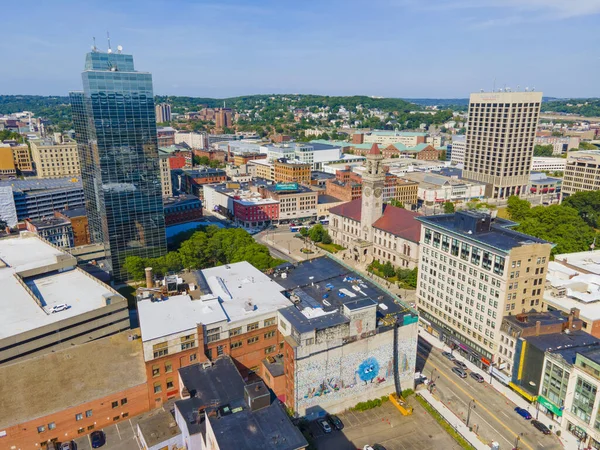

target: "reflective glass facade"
[70,51,166,280]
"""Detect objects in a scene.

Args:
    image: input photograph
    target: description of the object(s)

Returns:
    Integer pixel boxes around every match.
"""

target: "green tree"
[515,205,597,255]
[299,227,309,237]
[309,224,325,242]
[534,144,555,157]
[580,141,599,150]
[322,231,333,245]
[562,191,600,228]
[396,267,418,288]
[382,261,395,278]
[506,196,531,222]
[443,202,455,214]
[388,199,404,208]
[123,256,147,281]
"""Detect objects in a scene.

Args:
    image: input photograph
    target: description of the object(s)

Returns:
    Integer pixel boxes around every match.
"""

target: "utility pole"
[466,399,476,428]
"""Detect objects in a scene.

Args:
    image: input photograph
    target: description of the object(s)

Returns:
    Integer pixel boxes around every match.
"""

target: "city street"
[416,337,562,450]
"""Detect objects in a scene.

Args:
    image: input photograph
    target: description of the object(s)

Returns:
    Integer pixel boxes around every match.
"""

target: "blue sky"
[2,0,599,98]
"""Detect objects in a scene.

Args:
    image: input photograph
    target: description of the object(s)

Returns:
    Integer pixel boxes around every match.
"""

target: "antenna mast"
[107,32,112,53]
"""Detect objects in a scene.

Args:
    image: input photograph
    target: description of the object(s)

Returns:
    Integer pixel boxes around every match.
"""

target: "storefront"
[537,395,563,422]
[509,382,538,403]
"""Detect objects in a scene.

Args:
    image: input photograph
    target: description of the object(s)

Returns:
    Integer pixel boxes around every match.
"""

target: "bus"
[319,219,329,225]
[290,225,309,233]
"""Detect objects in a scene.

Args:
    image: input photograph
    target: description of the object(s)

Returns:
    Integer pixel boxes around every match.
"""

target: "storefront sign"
[481,357,491,366]
[509,382,537,402]
[537,395,563,417]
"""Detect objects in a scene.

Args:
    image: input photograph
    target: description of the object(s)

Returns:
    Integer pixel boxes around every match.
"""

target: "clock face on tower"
[364,187,372,197]
[374,188,382,198]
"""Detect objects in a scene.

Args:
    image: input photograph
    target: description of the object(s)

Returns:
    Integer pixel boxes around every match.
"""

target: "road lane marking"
[451,392,513,448]
[538,442,545,448]
[501,411,510,418]
[418,350,535,450]
[115,422,122,440]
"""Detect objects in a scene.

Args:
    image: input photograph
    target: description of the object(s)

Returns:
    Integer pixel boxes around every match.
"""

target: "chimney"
[145,267,154,289]
[535,320,541,336]
[571,307,580,320]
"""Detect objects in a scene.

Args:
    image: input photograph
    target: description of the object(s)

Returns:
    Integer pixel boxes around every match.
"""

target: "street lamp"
[514,432,523,450]
[429,368,438,393]
[467,399,476,428]
[529,381,540,420]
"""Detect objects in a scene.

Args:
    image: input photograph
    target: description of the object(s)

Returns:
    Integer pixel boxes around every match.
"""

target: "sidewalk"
[418,390,491,450]
[418,328,578,450]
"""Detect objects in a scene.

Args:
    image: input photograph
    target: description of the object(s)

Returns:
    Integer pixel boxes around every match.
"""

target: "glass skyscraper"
[70,50,166,280]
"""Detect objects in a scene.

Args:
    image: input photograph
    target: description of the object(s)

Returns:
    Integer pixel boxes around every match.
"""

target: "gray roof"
[525,330,600,353]
[0,177,82,193]
[418,213,550,253]
[271,256,408,334]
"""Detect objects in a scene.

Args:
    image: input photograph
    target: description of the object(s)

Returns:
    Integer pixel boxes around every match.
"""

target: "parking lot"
[72,418,140,450]
[308,399,463,450]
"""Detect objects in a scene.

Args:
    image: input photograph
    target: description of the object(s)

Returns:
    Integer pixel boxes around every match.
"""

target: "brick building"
[233,197,279,227]
[180,168,227,198]
[25,217,75,248]
[274,159,311,184]
[193,148,227,163]
[325,166,362,202]
[163,195,203,226]
[232,152,267,166]
[396,178,419,206]
[54,207,90,246]
[0,332,149,450]
[157,127,176,147]
[137,263,291,406]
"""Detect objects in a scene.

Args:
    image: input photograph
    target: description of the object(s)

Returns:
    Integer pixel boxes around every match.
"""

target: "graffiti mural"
[296,328,417,412]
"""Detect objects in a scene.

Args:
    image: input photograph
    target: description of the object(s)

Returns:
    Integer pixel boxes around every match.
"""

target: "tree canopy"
[562,191,600,229]
[534,144,554,157]
[123,225,285,281]
[506,196,598,255]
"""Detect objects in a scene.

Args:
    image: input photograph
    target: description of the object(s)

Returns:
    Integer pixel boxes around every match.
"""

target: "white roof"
[138,262,291,341]
[555,250,600,276]
[0,235,124,340]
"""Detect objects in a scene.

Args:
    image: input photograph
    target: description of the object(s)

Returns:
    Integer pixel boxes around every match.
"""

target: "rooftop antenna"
[107,32,112,54]
[91,36,97,52]
[493,78,496,92]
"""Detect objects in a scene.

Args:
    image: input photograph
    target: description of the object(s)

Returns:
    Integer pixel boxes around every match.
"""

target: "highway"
[416,337,562,450]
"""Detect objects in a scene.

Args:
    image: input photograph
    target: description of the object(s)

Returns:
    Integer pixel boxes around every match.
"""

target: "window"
[87,425,95,431]
[152,364,160,377]
[154,382,162,394]
[248,336,259,344]
[78,428,85,434]
[48,422,56,430]
[264,317,276,327]
[264,331,276,339]
[37,425,45,433]
[121,398,128,406]
[113,416,120,422]
[190,353,197,362]
[122,412,129,419]
[247,322,259,332]
[265,345,277,354]
[165,362,172,373]
[280,321,287,330]
[166,378,174,389]
[153,342,168,358]
[112,401,119,408]
[75,413,83,421]
[86,409,93,418]
[231,341,243,349]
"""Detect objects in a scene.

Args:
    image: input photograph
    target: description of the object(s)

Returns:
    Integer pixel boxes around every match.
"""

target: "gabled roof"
[368,143,381,155]
[374,205,422,242]
[329,199,421,242]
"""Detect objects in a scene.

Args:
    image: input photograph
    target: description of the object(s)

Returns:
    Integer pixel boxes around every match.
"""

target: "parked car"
[90,431,105,448]
[372,445,387,450]
[531,419,551,434]
[515,407,532,420]
[327,414,344,430]
[60,442,75,450]
[454,361,468,370]
[49,304,69,313]
[318,419,332,433]
[452,367,467,378]
[470,372,485,383]
[442,351,456,361]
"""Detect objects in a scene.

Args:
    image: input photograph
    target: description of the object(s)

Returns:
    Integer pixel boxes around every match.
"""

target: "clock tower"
[360,143,385,241]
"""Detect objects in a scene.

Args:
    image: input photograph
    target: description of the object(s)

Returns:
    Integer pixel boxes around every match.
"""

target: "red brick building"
[233,197,279,227]
[54,207,90,246]
[163,195,203,226]
[194,148,227,163]
[0,332,150,450]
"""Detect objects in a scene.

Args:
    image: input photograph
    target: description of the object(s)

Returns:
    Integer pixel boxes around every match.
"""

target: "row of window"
[37,399,127,433]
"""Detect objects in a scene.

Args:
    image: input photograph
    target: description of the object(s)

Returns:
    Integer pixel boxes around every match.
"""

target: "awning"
[509,382,537,403]
[537,395,563,417]
[490,367,511,385]
[481,357,491,366]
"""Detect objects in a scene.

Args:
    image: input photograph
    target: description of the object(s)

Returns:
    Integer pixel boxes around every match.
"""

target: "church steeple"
[360,144,385,241]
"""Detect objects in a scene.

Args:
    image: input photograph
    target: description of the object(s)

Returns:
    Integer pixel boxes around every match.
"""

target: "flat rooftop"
[0,330,147,428]
[0,177,82,193]
[503,310,580,329]
[555,250,600,276]
[0,234,125,340]
[137,409,181,448]
[176,357,307,450]
[271,256,411,334]
[138,262,291,341]
[524,329,599,353]
[418,213,550,253]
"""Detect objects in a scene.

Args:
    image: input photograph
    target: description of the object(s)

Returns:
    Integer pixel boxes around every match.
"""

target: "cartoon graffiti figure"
[357,357,380,385]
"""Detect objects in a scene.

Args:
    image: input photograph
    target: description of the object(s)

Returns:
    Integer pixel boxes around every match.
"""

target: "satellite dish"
[107,48,113,54]
[117,45,123,53]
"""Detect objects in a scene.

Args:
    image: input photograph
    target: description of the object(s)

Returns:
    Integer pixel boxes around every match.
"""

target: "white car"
[49,304,69,313]
[364,446,375,450]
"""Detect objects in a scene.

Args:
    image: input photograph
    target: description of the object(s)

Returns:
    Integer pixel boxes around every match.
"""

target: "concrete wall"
[294,323,417,418]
